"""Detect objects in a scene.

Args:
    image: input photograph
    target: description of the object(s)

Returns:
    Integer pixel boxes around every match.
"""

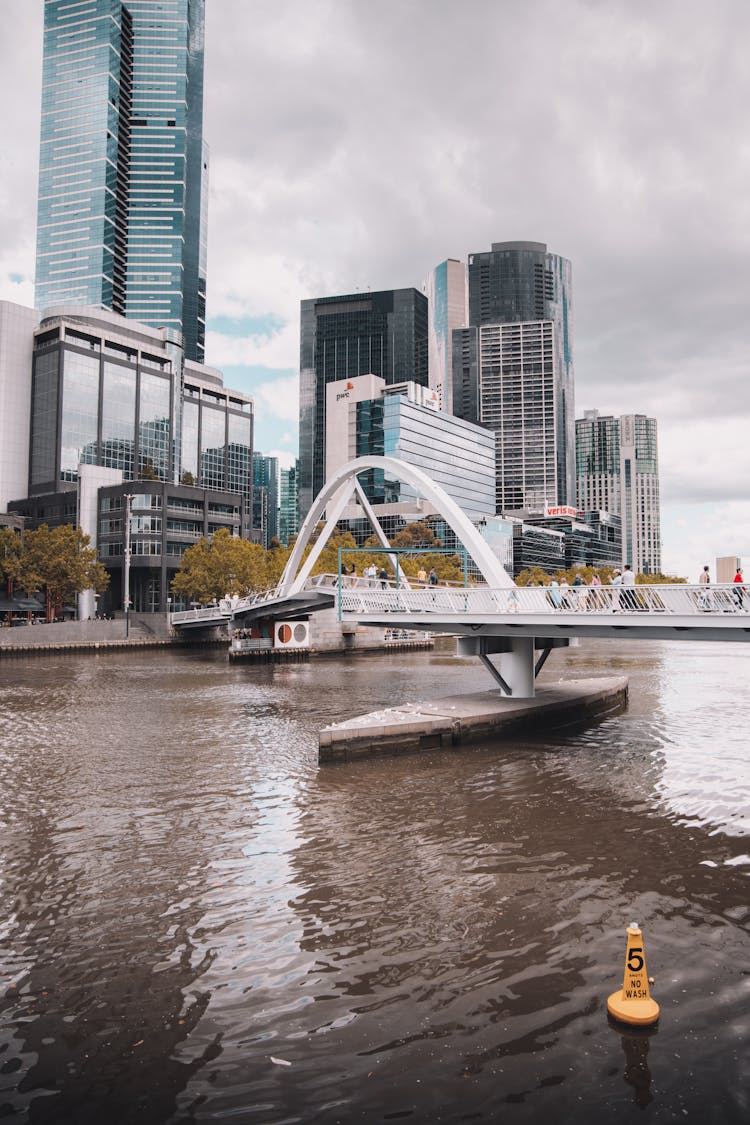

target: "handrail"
[338,582,750,618]
[171,581,749,628]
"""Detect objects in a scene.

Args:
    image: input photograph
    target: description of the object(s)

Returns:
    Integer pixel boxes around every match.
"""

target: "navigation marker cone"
[607,922,660,1027]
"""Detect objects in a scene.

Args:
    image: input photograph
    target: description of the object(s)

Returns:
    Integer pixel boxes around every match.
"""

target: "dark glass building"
[298,288,428,519]
[453,241,575,509]
[35,0,207,362]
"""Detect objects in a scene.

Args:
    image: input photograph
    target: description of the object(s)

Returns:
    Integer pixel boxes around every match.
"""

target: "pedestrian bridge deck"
[171,579,750,643]
[336,581,750,642]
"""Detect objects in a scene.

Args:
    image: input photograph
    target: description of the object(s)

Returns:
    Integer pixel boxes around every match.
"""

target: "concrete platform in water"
[319,675,628,763]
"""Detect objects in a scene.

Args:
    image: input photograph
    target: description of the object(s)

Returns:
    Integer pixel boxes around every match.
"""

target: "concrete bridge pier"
[457,636,571,698]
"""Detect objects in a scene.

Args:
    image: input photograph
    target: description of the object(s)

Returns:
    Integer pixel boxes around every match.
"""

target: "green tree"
[266,538,291,586]
[171,528,269,603]
[636,571,687,584]
[307,531,359,576]
[17,524,109,620]
[139,458,160,481]
[0,528,23,593]
[180,470,195,486]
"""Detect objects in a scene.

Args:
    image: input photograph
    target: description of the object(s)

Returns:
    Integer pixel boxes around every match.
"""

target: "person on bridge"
[698,565,711,610]
[621,564,637,610]
[734,567,745,610]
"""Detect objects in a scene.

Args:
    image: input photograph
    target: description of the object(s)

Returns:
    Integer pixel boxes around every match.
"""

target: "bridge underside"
[233,590,335,626]
[344,612,750,644]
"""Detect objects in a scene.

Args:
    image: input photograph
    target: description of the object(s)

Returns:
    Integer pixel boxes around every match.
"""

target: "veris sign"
[544,505,579,517]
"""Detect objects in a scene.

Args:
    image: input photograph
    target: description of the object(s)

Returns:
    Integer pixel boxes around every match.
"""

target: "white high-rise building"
[576,409,661,574]
[0,302,39,512]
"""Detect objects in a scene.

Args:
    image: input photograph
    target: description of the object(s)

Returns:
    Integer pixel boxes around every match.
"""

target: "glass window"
[138,371,171,479]
[102,361,136,476]
[200,404,226,491]
[60,350,100,481]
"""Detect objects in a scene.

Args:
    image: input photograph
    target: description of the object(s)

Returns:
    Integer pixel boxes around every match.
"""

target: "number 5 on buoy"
[607,922,660,1027]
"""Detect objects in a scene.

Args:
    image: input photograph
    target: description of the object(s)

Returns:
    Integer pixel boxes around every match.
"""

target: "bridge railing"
[339,582,749,617]
[170,604,232,625]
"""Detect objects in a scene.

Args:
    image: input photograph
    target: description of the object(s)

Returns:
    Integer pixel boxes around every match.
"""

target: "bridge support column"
[458,635,537,697]
[495,636,536,698]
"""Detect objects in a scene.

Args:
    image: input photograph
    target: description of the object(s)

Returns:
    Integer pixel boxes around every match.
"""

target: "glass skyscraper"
[452,241,575,509]
[279,461,299,547]
[35,0,207,362]
[298,288,428,519]
[424,258,467,411]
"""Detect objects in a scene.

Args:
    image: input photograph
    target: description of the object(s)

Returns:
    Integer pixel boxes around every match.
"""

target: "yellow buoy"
[607,922,660,1027]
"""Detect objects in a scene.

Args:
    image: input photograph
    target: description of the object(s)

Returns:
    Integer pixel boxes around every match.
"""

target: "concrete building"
[36,0,208,361]
[0,302,39,513]
[452,241,575,509]
[298,288,428,520]
[424,258,467,411]
[576,409,661,574]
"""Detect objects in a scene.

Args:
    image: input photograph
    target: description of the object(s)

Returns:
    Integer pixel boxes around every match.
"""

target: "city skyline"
[1,0,749,579]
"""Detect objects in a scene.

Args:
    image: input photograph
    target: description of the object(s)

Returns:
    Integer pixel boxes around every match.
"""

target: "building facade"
[24,308,251,507]
[576,409,661,574]
[298,288,428,519]
[424,258,467,411]
[324,375,495,522]
[0,302,39,513]
[36,0,208,361]
[279,461,299,547]
[252,453,280,549]
[453,241,575,509]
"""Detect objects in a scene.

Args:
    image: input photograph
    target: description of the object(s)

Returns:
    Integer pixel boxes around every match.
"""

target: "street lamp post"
[123,493,133,639]
[166,595,172,636]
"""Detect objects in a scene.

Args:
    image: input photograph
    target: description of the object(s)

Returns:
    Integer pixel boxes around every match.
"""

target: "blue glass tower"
[35,0,207,362]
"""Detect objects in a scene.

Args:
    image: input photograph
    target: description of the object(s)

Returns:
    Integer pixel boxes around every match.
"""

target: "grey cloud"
[2,0,748,516]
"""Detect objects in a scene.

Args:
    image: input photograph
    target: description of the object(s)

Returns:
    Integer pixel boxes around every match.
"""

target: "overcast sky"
[1,0,749,578]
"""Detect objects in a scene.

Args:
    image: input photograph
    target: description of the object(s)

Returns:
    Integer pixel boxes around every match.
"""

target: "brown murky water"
[1,640,749,1123]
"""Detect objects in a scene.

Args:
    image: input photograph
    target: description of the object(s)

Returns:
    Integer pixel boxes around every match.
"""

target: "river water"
[0,640,749,1123]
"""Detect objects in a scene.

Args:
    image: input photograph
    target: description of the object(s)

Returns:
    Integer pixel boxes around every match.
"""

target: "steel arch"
[277,456,514,596]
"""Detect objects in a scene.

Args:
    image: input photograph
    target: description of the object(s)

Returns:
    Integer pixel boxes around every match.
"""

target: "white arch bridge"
[171,457,750,697]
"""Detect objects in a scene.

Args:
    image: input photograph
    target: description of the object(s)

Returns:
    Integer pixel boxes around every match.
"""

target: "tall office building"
[252,453,280,549]
[35,0,207,362]
[279,461,299,547]
[24,306,252,516]
[324,375,494,521]
[424,258,467,410]
[298,288,428,519]
[576,409,661,574]
[452,241,575,510]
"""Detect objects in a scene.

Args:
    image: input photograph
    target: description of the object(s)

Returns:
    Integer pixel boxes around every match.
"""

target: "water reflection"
[0,641,749,1122]
[613,1026,656,1108]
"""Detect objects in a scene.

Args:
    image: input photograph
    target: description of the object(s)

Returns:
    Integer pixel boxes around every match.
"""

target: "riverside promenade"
[0,614,182,656]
